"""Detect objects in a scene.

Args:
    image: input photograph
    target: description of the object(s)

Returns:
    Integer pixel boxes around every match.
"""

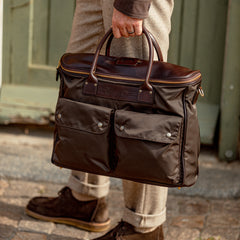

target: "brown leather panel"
[86,81,153,104]
[60,53,201,84]
[83,81,97,95]
[138,89,153,103]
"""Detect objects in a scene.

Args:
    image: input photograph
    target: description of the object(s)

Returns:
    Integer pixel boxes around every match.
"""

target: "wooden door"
[168,0,228,145]
[1,0,75,124]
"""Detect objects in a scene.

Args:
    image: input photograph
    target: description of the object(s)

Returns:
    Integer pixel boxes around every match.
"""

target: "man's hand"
[112,8,143,38]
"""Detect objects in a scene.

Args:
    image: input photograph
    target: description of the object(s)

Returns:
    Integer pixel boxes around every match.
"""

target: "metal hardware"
[120,126,125,131]
[166,132,172,138]
[98,122,103,128]
[139,90,142,93]
[198,86,204,97]
[85,81,88,85]
[57,113,62,119]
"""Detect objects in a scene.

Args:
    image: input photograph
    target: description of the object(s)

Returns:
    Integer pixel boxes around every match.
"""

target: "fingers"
[112,26,128,38]
[134,22,143,36]
[112,27,121,39]
[112,8,143,39]
[113,21,143,38]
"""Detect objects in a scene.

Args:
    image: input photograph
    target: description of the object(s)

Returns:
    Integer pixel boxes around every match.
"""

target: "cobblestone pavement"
[0,178,240,240]
[0,127,240,240]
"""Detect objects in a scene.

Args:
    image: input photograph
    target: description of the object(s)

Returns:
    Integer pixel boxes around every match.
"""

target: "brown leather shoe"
[25,187,110,232]
[92,221,164,240]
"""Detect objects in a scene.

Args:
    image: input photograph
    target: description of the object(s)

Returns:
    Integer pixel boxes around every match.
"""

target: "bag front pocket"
[114,110,183,185]
[53,98,113,174]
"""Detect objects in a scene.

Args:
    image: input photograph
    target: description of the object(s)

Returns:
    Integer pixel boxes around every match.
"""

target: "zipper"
[109,110,117,171]
[179,88,188,184]
[59,64,201,86]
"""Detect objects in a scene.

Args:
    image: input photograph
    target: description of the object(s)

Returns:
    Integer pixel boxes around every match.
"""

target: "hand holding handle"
[87,27,155,91]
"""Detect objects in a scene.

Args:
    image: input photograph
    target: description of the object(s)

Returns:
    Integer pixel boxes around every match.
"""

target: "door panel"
[0,0,75,124]
[3,0,75,87]
[168,0,228,144]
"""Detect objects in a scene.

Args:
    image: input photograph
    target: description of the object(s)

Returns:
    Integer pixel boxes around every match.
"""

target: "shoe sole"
[25,208,110,232]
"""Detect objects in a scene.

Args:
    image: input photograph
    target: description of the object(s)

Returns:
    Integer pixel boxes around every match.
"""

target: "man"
[26,0,174,239]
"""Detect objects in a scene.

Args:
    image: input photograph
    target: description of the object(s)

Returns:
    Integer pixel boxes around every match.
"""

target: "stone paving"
[0,126,240,240]
[0,178,240,240]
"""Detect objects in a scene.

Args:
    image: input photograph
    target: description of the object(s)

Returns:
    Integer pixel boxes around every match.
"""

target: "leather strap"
[86,27,154,92]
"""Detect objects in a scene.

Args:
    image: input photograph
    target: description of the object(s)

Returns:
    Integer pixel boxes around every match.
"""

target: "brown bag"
[51,28,203,187]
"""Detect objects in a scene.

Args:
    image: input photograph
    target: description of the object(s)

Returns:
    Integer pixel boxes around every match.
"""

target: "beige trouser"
[66,0,174,229]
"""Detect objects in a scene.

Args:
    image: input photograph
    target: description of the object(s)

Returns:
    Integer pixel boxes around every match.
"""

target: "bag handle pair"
[87,27,163,92]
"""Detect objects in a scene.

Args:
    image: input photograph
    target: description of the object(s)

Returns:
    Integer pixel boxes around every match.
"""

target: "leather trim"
[83,80,153,104]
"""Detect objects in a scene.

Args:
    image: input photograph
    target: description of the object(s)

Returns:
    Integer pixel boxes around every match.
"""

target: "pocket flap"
[115,110,182,144]
[55,98,112,134]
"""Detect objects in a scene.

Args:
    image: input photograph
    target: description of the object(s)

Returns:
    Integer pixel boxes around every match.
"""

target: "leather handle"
[87,27,154,91]
[105,31,163,62]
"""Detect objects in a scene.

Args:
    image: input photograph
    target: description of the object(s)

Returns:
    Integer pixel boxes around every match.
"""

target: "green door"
[1,0,75,124]
[168,0,228,145]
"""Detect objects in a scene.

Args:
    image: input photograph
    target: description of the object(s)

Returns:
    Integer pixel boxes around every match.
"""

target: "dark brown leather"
[26,187,110,230]
[92,221,164,240]
[52,28,202,187]
[88,28,154,91]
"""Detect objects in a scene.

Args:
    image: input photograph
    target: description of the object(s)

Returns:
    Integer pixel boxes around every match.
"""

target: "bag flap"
[55,98,112,134]
[114,110,182,144]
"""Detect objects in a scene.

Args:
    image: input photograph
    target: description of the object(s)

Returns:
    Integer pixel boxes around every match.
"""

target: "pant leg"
[66,0,110,199]
[66,0,105,53]
[122,181,168,228]
[102,0,174,228]
[68,171,110,199]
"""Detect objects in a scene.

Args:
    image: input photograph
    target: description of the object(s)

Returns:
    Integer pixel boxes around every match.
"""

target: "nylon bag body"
[51,28,202,187]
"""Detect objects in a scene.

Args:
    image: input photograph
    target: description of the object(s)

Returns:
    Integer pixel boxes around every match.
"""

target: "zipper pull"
[198,86,204,97]
[192,85,204,104]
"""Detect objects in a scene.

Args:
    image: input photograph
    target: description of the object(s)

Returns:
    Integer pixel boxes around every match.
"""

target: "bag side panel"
[182,85,201,186]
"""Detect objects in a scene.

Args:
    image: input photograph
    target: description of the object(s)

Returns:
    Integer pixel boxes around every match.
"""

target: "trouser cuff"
[123,207,166,228]
[67,175,110,198]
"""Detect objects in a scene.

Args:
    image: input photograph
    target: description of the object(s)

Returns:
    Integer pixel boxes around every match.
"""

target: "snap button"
[166,132,172,138]
[57,113,62,119]
[98,122,103,128]
[120,126,125,131]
